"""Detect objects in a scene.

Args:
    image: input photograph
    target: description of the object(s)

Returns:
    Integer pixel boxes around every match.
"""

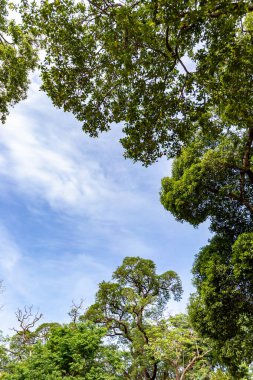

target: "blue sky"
[0,73,210,334]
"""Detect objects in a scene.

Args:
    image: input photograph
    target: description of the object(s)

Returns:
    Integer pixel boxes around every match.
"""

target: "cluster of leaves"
[0,321,127,380]
[16,1,253,164]
[188,234,253,378]
[0,0,37,122]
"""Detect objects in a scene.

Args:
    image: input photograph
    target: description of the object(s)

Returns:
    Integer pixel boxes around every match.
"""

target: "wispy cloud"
[0,78,158,225]
[0,224,21,273]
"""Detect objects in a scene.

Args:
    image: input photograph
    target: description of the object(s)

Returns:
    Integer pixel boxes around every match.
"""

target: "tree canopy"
[160,132,253,236]
[188,234,253,378]
[17,0,253,166]
[1,322,126,380]
[0,0,37,123]
[84,256,215,379]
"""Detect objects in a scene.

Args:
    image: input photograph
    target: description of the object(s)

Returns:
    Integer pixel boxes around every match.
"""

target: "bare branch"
[68,298,85,324]
[13,306,43,337]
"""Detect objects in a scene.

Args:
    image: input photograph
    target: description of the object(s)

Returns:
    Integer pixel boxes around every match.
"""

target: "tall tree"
[84,256,182,379]
[85,257,231,379]
[146,313,212,380]
[188,234,253,378]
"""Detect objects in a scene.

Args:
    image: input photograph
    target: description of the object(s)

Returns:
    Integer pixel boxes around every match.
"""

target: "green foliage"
[84,256,216,379]
[189,234,253,378]
[84,256,183,378]
[0,258,242,379]
[84,256,182,338]
[18,0,253,165]
[147,313,213,380]
[1,0,253,376]
[209,369,235,380]
[161,132,253,236]
[0,0,37,122]
[0,315,218,380]
[1,322,124,379]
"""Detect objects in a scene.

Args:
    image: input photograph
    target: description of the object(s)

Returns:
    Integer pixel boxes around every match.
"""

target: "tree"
[85,257,234,379]
[8,306,43,361]
[84,256,196,379]
[0,0,37,123]
[19,0,253,166]
[146,313,213,380]
[0,322,125,379]
[160,133,253,236]
[188,234,253,378]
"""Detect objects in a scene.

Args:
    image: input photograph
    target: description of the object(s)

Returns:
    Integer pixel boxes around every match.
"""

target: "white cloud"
[0,114,108,213]
[0,79,156,226]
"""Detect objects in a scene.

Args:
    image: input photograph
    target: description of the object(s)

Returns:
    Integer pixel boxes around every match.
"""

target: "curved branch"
[0,32,14,45]
[243,127,253,184]
[180,350,210,380]
[165,27,176,58]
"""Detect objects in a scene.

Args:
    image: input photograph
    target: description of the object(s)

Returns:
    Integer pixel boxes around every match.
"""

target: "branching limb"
[0,32,14,45]
[68,298,85,324]
[13,305,43,342]
[180,350,210,380]
[165,28,190,75]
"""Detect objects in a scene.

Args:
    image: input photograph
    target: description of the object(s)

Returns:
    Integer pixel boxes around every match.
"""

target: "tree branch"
[242,127,253,184]
[208,2,253,18]
[180,350,210,380]
[0,32,14,45]
[165,28,190,74]
[165,27,176,59]
[87,0,122,16]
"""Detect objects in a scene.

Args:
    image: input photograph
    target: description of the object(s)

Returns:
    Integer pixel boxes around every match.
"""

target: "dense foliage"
[0,0,37,122]
[18,0,253,167]
[0,322,126,379]
[84,256,185,379]
[0,257,242,380]
[188,235,253,378]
